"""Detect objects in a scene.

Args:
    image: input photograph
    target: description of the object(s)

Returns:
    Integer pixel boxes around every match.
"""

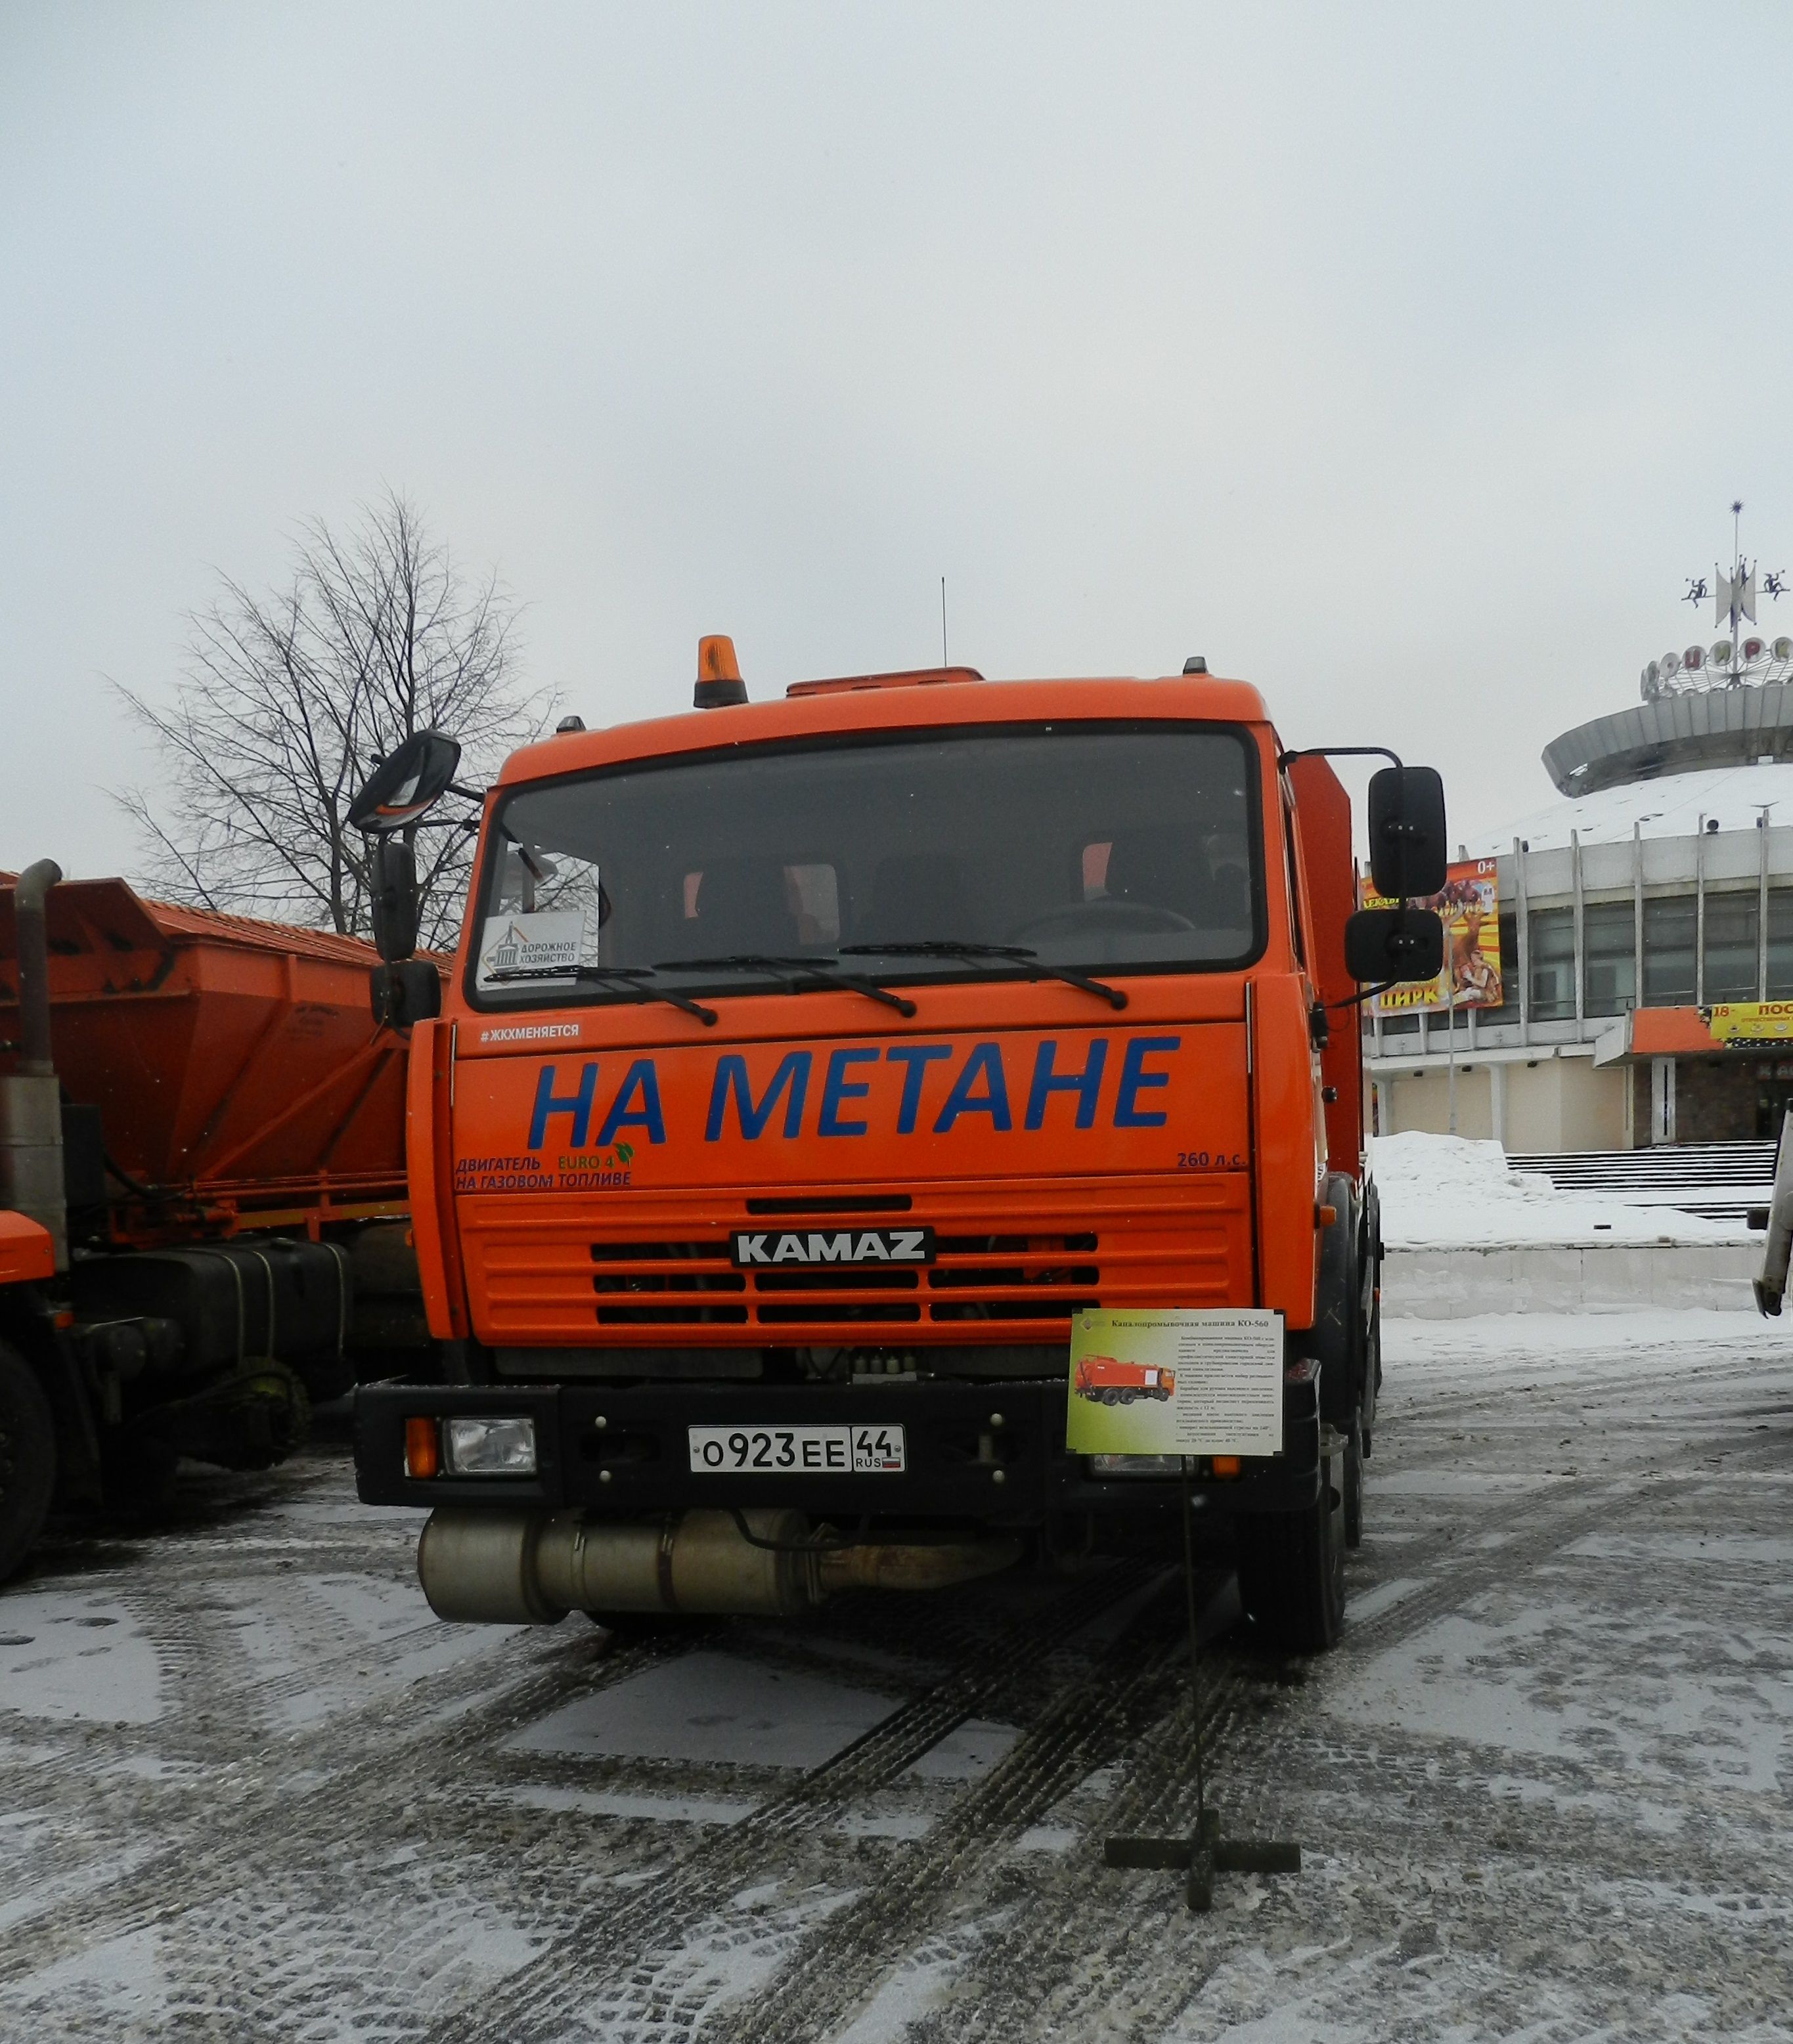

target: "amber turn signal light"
[1211,1455,1242,1478]
[405,1416,441,1479]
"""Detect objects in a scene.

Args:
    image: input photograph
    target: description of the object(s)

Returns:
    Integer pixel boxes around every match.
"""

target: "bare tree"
[116,492,549,949]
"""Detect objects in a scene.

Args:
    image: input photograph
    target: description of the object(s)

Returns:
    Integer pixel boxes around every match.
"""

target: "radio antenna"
[941,577,948,667]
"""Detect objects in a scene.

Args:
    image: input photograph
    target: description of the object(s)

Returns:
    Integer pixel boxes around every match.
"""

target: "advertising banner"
[1705,1001,1793,1044]
[1065,1308,1283,1457]
[1365,856,1502,1014]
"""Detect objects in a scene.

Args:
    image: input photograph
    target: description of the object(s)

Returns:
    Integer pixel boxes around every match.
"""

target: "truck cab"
[353,647,1444,1649]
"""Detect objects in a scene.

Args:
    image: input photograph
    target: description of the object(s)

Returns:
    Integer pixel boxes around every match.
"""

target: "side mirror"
[371,959,443,1031]
[1367,766,1448,900]
[1344,905,1444,985]
[368,836,421,963]
[348,729,462,835]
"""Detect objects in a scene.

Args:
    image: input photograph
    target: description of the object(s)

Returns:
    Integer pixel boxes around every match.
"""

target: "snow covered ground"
[1371,1131,1756,1248]
[3,1312,1792,2041]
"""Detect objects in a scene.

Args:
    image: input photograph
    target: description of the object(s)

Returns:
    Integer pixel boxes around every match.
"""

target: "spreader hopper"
[0,875,423,1235]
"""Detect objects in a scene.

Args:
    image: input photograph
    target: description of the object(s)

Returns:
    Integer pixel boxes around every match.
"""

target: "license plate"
[687,1424,907,1475]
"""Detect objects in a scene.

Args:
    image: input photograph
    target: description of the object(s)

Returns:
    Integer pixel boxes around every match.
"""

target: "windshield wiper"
[483,963,718,1026]
[838,940,1128,1011]
[656,953,917,1018]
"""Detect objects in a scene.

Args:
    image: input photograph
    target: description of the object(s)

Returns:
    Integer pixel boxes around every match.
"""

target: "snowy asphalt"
[2,1311,1792,2041]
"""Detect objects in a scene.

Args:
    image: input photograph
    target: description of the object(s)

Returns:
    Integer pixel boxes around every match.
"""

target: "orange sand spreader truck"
[351,641,1446,1650]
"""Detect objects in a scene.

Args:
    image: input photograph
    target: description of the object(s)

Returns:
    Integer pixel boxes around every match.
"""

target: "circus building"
[1367,522,1793,1152]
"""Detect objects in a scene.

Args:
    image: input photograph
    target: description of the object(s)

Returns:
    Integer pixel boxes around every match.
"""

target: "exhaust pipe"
[1,859,67,1269]
[416,1507,1023,1624]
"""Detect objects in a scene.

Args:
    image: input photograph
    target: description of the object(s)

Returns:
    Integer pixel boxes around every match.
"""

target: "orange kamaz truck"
[351,643,1445,1649]
[1074,1355,1175,1403]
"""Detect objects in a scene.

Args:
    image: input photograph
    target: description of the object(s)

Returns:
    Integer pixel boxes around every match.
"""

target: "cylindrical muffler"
[416,1509,569,1624]
[541,1508,818,1617]
[416,1507,821,1624]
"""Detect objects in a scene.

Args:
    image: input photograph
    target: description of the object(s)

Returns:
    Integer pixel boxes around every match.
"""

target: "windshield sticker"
[476,910,586,990]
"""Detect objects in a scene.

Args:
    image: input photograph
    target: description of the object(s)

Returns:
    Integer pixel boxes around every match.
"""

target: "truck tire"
[1235,1446,1346,1653]
[1341,1414,1363,1550]
[1360,1179,1383,1455]
[0,1339,56,1584]
[1314,1171,1371,1547]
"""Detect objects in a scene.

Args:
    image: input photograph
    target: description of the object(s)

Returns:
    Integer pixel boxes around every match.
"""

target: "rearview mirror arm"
[1277,745,1403,772]
[1325,980,1399,1011]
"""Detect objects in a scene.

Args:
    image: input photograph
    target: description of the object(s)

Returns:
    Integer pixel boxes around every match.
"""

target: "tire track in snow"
[416,1561,1156,2044]
[857,1378,1793,2044]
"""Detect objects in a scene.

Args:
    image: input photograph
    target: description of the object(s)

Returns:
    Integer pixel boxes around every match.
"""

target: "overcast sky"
[5,2,1792,882]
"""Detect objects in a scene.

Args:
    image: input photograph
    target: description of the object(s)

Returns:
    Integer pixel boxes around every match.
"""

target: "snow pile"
[1368,1131,1752,1249]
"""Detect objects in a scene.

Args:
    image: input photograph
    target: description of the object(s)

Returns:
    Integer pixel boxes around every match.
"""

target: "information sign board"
[1066,1309,1283,1458]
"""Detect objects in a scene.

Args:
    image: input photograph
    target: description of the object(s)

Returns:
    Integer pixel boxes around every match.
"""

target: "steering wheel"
[1009,898,1198,942]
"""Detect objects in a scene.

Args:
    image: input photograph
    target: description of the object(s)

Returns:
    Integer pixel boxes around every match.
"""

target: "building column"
[1650,1055,1676,1145]
[1696,821,1707,1007]
[1490,1060,1507,1148]
[1633,820,1645,1012]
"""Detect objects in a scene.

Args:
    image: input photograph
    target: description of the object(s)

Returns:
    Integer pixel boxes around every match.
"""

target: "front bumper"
[354,1372,1322,1521]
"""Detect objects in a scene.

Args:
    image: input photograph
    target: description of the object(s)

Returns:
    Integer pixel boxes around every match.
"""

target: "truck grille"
[462,1176,1249,1346]
[585,1234,1100,1326]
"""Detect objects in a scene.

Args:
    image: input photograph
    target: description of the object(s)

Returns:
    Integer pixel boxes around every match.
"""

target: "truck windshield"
[468,721,1262,1007]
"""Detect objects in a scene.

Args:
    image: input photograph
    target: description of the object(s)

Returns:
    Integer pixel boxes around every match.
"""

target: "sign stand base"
[1102,1473,1302,1912]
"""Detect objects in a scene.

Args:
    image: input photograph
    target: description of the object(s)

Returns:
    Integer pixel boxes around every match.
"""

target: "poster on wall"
[1363,857,1502,1014]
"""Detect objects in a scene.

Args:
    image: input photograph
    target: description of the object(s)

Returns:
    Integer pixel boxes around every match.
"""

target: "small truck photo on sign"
[1066,1309,1283,1457]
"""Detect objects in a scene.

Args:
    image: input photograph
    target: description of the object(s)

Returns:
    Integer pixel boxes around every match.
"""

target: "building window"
[1768,889,1793,999]
[1643,895,1696,1007]
[1583,900,1635,1018]
[1704,890,1760,1004]
[1529,905,1574,1020]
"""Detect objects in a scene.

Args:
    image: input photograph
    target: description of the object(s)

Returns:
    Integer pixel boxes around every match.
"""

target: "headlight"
[1087,1453,1188,1478]
[443,1415,538,1475]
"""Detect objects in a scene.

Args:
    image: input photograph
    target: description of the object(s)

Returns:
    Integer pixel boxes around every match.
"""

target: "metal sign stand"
[1103,1471,1301,1911]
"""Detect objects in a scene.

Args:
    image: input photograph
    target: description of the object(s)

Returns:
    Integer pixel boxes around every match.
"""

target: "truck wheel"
[0,1339,56,1584]
[1235,1447,1346,1653]
[1342,1417,1363,1550]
